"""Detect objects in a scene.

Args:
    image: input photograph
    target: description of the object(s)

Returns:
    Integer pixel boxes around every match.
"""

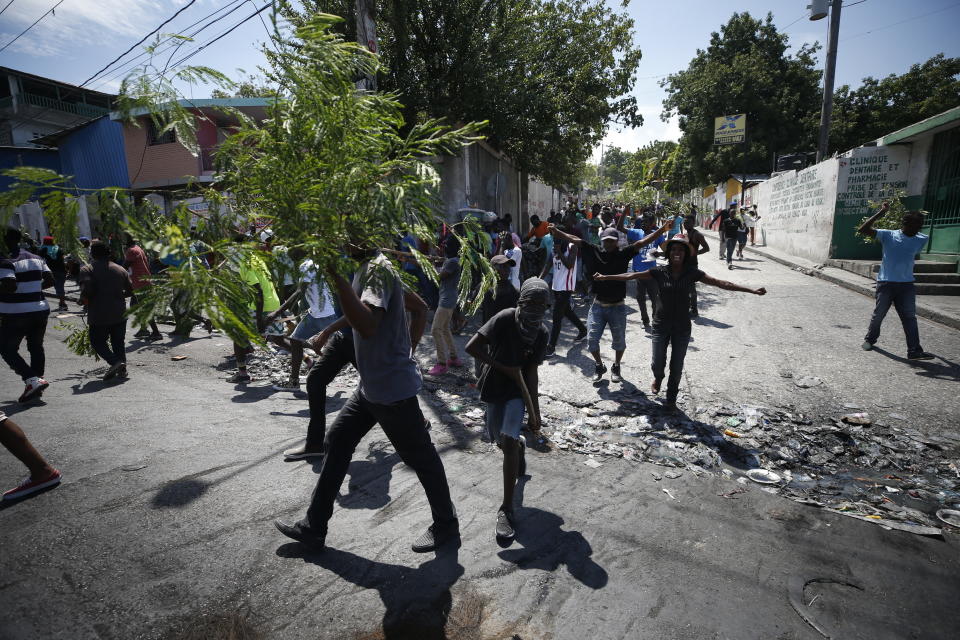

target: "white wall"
[754,158,839,263]
[527,179,554,221]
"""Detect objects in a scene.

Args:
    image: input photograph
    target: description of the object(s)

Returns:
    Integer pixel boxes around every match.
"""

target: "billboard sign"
[714,114,746,145]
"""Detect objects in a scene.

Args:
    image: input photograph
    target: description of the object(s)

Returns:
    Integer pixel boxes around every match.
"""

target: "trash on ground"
[171,355,188,361]
[936,509,960,527]
[748,469,782,484]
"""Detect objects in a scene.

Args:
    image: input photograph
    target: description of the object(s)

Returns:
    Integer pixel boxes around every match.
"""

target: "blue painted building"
[33,116,129,190]
[0,145,61,192]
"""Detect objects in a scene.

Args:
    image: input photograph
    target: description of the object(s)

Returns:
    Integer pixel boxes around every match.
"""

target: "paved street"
[2,252,959,639]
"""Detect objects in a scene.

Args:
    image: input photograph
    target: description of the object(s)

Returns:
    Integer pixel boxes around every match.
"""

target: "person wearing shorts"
[466,278,549,543]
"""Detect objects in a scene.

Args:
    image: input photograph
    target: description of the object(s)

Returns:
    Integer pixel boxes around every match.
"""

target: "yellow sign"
[714,114,746,145]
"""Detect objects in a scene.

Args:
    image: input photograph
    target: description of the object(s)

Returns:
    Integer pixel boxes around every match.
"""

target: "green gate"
[922,128,960,261]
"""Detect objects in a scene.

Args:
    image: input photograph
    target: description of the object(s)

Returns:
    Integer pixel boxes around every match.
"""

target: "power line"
[0,0,66,53]
[840,1,960,42]
[78,0,201,87]
[89,0,249,91]
[164,2,272,71]
[0,0,17,18]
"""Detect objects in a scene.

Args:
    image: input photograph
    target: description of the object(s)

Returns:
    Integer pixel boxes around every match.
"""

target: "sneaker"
[610,364,623,383]
[727,263,733,270]
[592,363,607,383]
[861,341,874,351]
[57,303,68,312]
[907,351,935,360]
[411,522,460,553]
[103,362,125,381]
[133,328,151,338]
[274,519,326,551]
[495,509,516,541]
[116,364,128,378]
[272,380,302,392]
[447,356,465,368]
[3,469,61,501]
[545,344,556,357]
[146,332,163,341]
[18,377,49,403]
[283,446,325,461]
[573,329,588,343]
[427,363,448,376]
[228,371,251,384]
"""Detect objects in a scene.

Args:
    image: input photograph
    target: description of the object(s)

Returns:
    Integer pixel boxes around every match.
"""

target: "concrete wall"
[437,141,522,224]
[753,159,839,263]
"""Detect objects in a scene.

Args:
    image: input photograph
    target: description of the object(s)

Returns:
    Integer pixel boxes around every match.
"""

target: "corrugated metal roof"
[0,146,61,193]
[58,116,130,189]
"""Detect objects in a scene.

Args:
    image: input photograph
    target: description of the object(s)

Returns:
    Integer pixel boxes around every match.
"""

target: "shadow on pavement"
[872,348,960,382]
[71,377,129,394]
[497,478,608,590]
[0,399,46,417]
[337,442,400,510]
[275,543,465,639]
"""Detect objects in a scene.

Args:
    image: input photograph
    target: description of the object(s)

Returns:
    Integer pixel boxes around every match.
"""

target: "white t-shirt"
[504,246,522,290]
[300,260,335,319]
[551,245,578,292]
[743,214,757,228]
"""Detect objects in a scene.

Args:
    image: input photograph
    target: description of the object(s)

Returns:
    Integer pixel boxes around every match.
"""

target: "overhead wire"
[0,0,66,53]
[840,1,960,42]
[78,0,201,87]
[0,0,17,18]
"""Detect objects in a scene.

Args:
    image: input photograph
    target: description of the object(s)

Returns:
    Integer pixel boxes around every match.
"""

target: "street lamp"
[811,0,842,163]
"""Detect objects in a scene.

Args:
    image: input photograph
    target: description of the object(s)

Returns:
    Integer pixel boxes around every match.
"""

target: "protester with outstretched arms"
[594,236,765,410]
[857,202,934,360]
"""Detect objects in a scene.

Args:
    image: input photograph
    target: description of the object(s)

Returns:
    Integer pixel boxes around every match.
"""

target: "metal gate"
[923,128,960,257]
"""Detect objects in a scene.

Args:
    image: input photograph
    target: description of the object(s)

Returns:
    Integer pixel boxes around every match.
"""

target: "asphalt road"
[1,251,958,639]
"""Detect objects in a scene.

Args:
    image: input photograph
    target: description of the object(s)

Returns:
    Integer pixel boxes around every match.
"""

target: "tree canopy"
[660,12,821,186]
[830,54,960,153]
[285,0,643,187]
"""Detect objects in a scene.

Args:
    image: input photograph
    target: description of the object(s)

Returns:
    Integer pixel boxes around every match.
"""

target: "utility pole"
[814,0,842,163]
[355,0,378,91]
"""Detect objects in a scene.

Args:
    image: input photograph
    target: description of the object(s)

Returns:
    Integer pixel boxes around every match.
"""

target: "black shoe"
[283,446,325,461]
[134,328,151,338]
[610,364,622,383]
[592,363,607,383]
[907,351,935,360]
[228,371,251,384]
[274,519,326,550]
[545,344,555,357]
[496,509,515,541]
[103,362,124,381]
[147,332,162,341]
[573,329,588,343]
[411,522,460,553]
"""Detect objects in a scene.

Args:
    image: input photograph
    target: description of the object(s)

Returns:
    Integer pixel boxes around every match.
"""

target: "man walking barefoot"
[858,202,934,360]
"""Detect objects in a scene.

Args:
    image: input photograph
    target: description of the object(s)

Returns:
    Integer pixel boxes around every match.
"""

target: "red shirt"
[124,245,151,290]
[527,221,550,239]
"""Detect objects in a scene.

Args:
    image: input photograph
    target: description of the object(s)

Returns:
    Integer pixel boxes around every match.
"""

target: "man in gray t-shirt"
[353,254,422,402]
[276,251,459,554]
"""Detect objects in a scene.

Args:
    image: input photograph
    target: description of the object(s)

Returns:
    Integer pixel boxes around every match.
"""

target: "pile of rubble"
[547,400,960,534]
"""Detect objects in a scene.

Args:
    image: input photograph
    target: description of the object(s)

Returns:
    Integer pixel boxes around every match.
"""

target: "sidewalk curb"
[700,231,960,331]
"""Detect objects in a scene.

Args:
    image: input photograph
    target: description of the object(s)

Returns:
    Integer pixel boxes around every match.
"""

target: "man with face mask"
[466,278,549,544]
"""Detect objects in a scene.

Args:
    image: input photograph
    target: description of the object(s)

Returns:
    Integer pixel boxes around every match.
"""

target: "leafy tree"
[830,54,960,154]
[600,146,631,185]
[623,140,678,192]
[285,1,643,187]
[661,12,821,185]
[5,14,493,348]
[210,74,279,99]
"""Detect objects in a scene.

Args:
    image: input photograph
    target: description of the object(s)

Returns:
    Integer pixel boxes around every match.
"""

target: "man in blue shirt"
[857,202,933,360]
[627,216,665,329]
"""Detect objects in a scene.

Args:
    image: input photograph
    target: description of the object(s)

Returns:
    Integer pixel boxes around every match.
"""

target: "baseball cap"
[600,227,619,240]
[491,254,516,267]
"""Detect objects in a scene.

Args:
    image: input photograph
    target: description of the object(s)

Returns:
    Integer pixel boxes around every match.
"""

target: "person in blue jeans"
[857,202,934,360]
[465,278,549,543]
[593,236,766,410]
[552,221,670,383]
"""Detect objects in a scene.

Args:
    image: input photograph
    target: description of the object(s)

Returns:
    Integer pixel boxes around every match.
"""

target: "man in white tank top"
[539,237,586,356]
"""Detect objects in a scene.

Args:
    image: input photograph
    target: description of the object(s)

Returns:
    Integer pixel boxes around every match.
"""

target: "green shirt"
[239,255,281,312]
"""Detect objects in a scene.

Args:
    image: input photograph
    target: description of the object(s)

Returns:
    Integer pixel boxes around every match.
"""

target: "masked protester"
[466,278,549,544]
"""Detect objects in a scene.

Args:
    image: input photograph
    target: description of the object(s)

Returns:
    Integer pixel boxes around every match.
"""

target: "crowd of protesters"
[4,195,937,546]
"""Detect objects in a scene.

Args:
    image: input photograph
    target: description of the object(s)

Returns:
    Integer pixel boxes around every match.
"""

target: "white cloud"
[592,103,680,161]
[0,0,186,59]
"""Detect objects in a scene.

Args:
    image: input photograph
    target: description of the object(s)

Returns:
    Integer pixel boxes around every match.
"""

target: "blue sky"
[1,0,957,158]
